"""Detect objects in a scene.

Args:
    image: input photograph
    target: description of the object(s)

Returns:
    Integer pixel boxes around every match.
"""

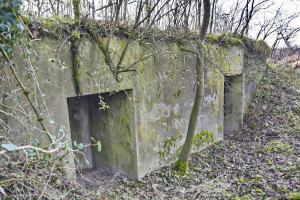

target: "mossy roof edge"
[24,16,271,56]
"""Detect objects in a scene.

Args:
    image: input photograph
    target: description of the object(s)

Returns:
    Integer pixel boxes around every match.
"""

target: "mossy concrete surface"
[2,35,267,179]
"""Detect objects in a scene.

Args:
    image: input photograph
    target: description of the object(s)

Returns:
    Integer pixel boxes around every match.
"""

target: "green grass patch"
[265,140,293,155]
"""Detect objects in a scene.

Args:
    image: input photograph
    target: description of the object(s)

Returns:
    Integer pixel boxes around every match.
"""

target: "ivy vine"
[0,0,25,61]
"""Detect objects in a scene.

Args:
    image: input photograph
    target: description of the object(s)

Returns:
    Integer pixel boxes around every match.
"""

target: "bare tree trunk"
[175,0,210,174]
[234,0,250,34]
[48,0,57,14]
[173,1,179,27]
[197,0,202,29]
[240,0,255,36]
[92,0,95,19]
[209,0,216,33]
[37,0,42,16]
[56,0,60,14]
[283,38,292,49]
[183,0,191,31]
[123,0,128,22]
[228,0,239,33]
[271,36,280,57]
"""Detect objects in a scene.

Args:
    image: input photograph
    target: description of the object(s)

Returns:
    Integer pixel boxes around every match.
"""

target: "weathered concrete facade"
[1,36,267,179]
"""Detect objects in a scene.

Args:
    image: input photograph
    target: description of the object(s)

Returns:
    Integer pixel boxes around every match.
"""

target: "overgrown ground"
[85,64,300,199]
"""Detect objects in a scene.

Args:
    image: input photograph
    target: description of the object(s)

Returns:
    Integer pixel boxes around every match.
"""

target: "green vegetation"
[266,140,293,155]
[205,33,270,56]
[36,15,75,28]
[72,30,81,40]
[30,16,75,39]
[24,17,270,58]
[174,160,188,175]
[173,89,183,98]
[206,33,242,47]
[159,135,182,159]
[289,192,300,200]
[0,0,24,60]
[193,130,214,147]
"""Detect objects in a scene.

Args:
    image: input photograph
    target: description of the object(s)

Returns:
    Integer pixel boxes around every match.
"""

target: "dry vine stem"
[0,145,59,155]
[0,45,54,146]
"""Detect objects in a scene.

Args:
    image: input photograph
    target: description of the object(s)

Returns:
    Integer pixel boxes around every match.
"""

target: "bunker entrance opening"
[224,75,244,135]
[67,90,137,177]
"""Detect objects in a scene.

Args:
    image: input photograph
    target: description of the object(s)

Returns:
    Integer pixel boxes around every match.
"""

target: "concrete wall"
[243,50,268,112]
[134,43,227,177]
[0,36,265,179]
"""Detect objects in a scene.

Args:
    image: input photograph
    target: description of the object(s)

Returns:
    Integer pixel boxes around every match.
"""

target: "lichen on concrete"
[158,134,182,159]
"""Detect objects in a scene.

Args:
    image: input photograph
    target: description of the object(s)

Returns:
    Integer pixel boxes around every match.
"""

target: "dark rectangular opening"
[67,90,137,177]
[224,75,244,135]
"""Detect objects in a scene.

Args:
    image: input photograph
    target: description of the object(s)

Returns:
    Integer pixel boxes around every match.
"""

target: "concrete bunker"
[5,35,268,179]
[224,75,244,134]
[67,90,138,177]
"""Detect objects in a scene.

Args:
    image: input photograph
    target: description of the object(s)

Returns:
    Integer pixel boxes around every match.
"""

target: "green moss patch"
[28,16,76,39]
[26,16,270,57]
[206,33,242,47]
[158,135,182,159]
[265,140,293,155]
[174,160,188,175]
[289,192,300,200]
[205,33,270,56]
[193,130,214,147]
